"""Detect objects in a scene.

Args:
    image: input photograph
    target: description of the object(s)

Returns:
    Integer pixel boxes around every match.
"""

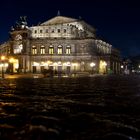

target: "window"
[57,45,63,54]
[40,46,45,54]
[64,29,66,33]
[34,30,37,34]
[46,29,48,33]
[14,44,23,54]
[66,46,71,54]
[52,29,54,33]
[40,30,42,33]
[32,46,37,54]
[58,29,60,33]
[49,45,54,54]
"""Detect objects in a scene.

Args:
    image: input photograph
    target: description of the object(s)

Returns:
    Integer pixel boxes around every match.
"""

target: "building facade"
[0,15,121,75]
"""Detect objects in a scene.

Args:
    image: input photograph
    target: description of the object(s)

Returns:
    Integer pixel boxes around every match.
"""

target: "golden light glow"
[58,61,62,66]
[66,62,71,66]
[72,63,78,66]
[1,56,6,60]
[9,58,15,63]
[121,65,124,68]
[32,62,40,66]
[66,46,71,54]
[47,61,52,65]
[9,58,19,73]
[99,60,107,74]
[58,47,63,54]
[44,62,48,66]
[4,63,9,67]
[40,62,45,66]
[49,47,54,54]
[90,62,96,67]
[15,63,19,69]
[53,62,58,66]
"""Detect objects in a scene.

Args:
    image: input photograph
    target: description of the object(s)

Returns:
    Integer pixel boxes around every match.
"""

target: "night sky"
[0,0,140,57]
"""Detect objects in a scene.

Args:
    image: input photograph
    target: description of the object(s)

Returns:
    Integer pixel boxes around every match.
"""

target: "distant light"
[58,61,62,66]
[102,61,107,66]
[4,63,8,67]
[121,65,124,68]
[66,62,71,66]
[9,58,15,63]
[53,62,58,66]
[90,62,96,67]
[32,62,40,66]
[1,56,6,60]
[72,63,78,66]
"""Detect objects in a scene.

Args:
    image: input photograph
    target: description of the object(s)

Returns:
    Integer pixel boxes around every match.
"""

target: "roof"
[40,16,78,26]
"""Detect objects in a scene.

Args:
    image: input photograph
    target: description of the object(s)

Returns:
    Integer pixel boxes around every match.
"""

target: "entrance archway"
[99,60,107,74]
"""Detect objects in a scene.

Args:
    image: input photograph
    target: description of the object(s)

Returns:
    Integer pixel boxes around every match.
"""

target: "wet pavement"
[0,75,140,140]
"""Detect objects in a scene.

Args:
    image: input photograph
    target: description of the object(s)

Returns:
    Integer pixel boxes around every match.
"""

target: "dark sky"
[0,0,140,57]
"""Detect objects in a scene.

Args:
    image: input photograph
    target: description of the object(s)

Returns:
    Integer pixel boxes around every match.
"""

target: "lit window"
[57,45,63,54]
[32,46,37,54]
[40,46,45,54]
[49,45,54,54]
[66,46,71,54]
[14,44,23,54]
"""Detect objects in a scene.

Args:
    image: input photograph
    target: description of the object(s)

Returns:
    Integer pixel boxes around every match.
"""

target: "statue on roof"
[14,16,28,30]
[79,16,82,20]
[20,16,27,26]
[57,10,60,16]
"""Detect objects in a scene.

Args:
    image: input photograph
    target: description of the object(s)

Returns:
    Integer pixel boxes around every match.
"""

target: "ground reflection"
[0,75,140,140]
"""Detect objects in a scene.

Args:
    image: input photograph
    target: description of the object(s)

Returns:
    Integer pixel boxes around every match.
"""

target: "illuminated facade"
[0,15,121,75]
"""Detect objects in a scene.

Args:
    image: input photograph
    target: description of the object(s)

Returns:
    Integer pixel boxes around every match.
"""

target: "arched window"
[14,44,23,54]
[46,29,48,33]
[58,29,60,33]
[32,46,37,54]
[66,46,71,54]
[49,45,54,54]
[57,45,63,54]
[64,29,66,33]
[40,46,45,54]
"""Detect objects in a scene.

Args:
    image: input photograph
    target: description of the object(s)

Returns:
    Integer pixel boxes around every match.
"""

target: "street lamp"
[1,56,6,78]
[121,65,124,69]
[90,62,96,74]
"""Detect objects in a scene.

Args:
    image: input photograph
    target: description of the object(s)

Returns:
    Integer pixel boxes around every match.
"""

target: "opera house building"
[0,15,121,75]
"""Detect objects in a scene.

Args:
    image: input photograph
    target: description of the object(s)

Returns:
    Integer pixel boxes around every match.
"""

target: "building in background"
[0,14,121,75]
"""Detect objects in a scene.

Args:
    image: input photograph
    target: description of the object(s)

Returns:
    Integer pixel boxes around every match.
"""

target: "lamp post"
[1,56,6,78]
[121,65,124,74]
[90,62,96,74]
